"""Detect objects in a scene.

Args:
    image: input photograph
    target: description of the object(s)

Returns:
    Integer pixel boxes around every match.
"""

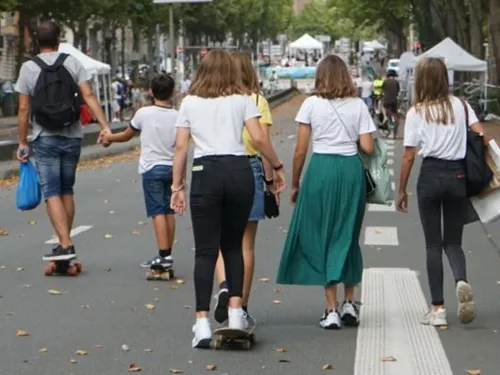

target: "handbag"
[329,101,376,196]
[460,98,493,197]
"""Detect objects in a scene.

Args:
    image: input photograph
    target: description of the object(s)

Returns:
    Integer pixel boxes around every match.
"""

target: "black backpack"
[31,53,81,130]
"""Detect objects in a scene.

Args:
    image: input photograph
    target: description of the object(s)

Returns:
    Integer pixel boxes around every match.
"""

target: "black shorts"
[384,102,398,114]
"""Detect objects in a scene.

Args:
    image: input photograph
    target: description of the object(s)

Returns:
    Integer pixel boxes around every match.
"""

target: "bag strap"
[32,53,69,71]
[459,97,469,128]
[328,100,358,152]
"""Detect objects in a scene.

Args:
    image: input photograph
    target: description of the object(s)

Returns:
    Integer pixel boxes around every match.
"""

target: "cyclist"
[382,69,400,130]
[372,74,384,110]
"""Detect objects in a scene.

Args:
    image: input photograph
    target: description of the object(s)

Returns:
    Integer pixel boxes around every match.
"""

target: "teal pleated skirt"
[276,153,366,286]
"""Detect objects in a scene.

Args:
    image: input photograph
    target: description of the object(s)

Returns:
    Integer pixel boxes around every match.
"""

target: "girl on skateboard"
[213,52,280,328]
[170,50,286,348]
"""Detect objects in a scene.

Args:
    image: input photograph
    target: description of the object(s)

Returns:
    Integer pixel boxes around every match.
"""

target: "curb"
[0,89,298,180]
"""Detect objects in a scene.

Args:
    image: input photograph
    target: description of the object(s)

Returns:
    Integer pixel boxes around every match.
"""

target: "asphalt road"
[0,96,499,375]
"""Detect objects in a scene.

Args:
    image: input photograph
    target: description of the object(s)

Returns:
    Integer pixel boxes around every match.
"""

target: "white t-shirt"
[361,80,373,98]
[130,105,178,174]
[176,94,261,158]
[295,96,376,156]
[403,96,479,160]
[111,81,121,101]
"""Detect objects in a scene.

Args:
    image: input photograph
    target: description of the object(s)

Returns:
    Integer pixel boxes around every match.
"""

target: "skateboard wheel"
[160,273,169,280]
[169,270,175,278]
[242,340,251,350]
[67,266,78,276]
[212,339,222,349]
[146,271,154,280]
[44,263,54,276]
[74,262,82,273]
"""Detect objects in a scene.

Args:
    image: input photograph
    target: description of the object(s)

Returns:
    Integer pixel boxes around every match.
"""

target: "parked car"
[386,59,400,75]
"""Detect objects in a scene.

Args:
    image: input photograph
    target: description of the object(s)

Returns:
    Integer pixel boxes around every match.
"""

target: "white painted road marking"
[389,169,394,176]
[387,159,394,165]
[45,225,93,244]
[368,202,396,212]
[364,226,399,246]
[391,181,396,191]
[354,268,453,375]
[385,139,395,145]
[387,144,395,150]
[387,151,394,157]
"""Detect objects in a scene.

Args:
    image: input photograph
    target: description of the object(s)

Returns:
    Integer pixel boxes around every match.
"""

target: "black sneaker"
[140,255,173,269]
[42,245,76,261]
[214,288,229,324]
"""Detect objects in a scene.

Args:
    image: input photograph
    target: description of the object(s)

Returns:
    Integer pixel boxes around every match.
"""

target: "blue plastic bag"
[16,160,42,211]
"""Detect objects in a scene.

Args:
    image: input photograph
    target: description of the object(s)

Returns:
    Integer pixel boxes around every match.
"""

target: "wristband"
[273,161,283,171]
[171,183,185,193]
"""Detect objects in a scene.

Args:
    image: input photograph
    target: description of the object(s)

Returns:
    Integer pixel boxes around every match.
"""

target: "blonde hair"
[312,55,356,99]
[413,57,455,125]
[189,49,249,98]
[231,52,260,94]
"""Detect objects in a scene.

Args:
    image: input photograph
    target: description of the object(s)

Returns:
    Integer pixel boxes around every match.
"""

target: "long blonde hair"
[413,57,455,125]
[231,52,260,94]
[189,49,249,98]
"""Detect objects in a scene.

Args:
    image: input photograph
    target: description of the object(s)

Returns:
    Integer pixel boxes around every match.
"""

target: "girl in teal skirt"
[276,55,376,329]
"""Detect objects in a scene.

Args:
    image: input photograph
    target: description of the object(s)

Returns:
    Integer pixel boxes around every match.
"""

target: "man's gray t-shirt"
[14,51,91,140]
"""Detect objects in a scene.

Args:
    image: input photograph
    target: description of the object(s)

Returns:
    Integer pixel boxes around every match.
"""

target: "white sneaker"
[420,308,448,326]
[228,307,245,330]
[319,310,341,329]
[340,301,360,327]
[191,317,212,348]
[456,281,476,324]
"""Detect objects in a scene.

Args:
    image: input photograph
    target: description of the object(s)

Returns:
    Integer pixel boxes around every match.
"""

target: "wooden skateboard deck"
[146,264,174,281]
[44,258,82,276]
[211,325,256,350]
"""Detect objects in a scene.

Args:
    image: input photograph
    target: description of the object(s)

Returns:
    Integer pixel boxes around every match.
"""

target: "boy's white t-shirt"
[295,96,376,156]
[130,105,178,174]
[403,96,479,160]
[361,80,373,98]
[176,94,261,159]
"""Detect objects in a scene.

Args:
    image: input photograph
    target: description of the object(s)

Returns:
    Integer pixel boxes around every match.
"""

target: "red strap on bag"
[79,104,93,125]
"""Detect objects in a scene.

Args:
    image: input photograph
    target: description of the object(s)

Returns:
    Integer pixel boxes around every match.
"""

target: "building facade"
[0,11,19,80]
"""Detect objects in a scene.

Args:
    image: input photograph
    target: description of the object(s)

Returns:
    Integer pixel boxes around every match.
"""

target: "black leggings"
[417,158,468,306]
[190,155,254,312]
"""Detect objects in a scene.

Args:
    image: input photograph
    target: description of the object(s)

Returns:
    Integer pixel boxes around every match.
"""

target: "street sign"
[200,48,207,57]
[153,0,212,3]
[315,35,331,43]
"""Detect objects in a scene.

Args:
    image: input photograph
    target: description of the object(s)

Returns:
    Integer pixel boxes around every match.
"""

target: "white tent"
[418,37,487,72]
[289,34,323,50]
[364,40,385,50]
[58,43,112,121]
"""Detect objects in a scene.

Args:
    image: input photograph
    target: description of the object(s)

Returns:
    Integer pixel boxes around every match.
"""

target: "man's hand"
[97,127,112,147]
[16,142,30,163]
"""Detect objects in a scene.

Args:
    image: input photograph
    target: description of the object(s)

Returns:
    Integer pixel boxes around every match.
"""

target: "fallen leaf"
[466,369,481,375]
[95,345,103,349]
[104,233,113,239]
[258,277,270,282]
[496,281,500,284]
[144,348,153,353]
[70,359,77,364]
[105,267,112,272]
[169,285,179,290]
[273,300,282,304]
[153,288,160,291]
[104,200,109,204]
[279,359,290,363]
[0,265,5,269]
[0,228,8,236]
[16,330,30,337]
[109,210,115,214]
[16,267,24,271]
[81,305,90,309]
[6,312,14,316]
[154,297,159,302]
[184,305,192,309]
[276,347,287,353]
[145,303,155,310]
[48,289,63,295]
[23,284,31,288]
[439,325,449,330]
[29,220,36,225]
[39,347,48,353]
[75,349,88,356]
[322,364,333,370]
[188,360,194,364]
[122,344,130,352]
[380,356,397,362]
[176,279,185,284]
[138,221,146,225]
[132,230,140,235]
[128,364,142,372]
[205,364,217,371]
[169,369,183,374]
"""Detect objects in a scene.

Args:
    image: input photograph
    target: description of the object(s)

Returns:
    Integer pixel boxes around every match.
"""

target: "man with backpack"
[15,20,111,262]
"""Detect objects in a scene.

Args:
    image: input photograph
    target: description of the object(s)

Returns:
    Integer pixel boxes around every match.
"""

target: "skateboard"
[211,325,256,350]
[145,264,174,280]
[44,259,82,276]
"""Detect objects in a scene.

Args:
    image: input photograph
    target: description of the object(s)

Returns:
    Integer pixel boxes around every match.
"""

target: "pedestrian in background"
[213,52,279,328]
[397,57,487,327]
[169,50,285,348]
[276,55,375,329]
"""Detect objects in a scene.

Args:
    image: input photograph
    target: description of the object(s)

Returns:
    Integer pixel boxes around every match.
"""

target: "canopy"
[399,51,418,73]
[58,43,111,75]
[418,37,487,72]
[289,34,323,50]
[364,40,385,50]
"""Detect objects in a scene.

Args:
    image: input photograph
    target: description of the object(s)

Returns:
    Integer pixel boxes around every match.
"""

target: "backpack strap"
[31,53,69,71]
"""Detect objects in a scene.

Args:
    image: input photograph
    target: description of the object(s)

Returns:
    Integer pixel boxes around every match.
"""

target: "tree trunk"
[79,20,88,52]
[450,0,470,51]
[489,0,500,85]
[121,26,126,80]
[469,0,484,59]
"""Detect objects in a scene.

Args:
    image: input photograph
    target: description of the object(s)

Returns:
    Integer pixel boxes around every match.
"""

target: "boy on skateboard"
[102,74,178,271]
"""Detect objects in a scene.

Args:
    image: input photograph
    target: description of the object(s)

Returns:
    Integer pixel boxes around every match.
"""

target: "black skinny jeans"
[417,158,468,306]
[190,155,254,312]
